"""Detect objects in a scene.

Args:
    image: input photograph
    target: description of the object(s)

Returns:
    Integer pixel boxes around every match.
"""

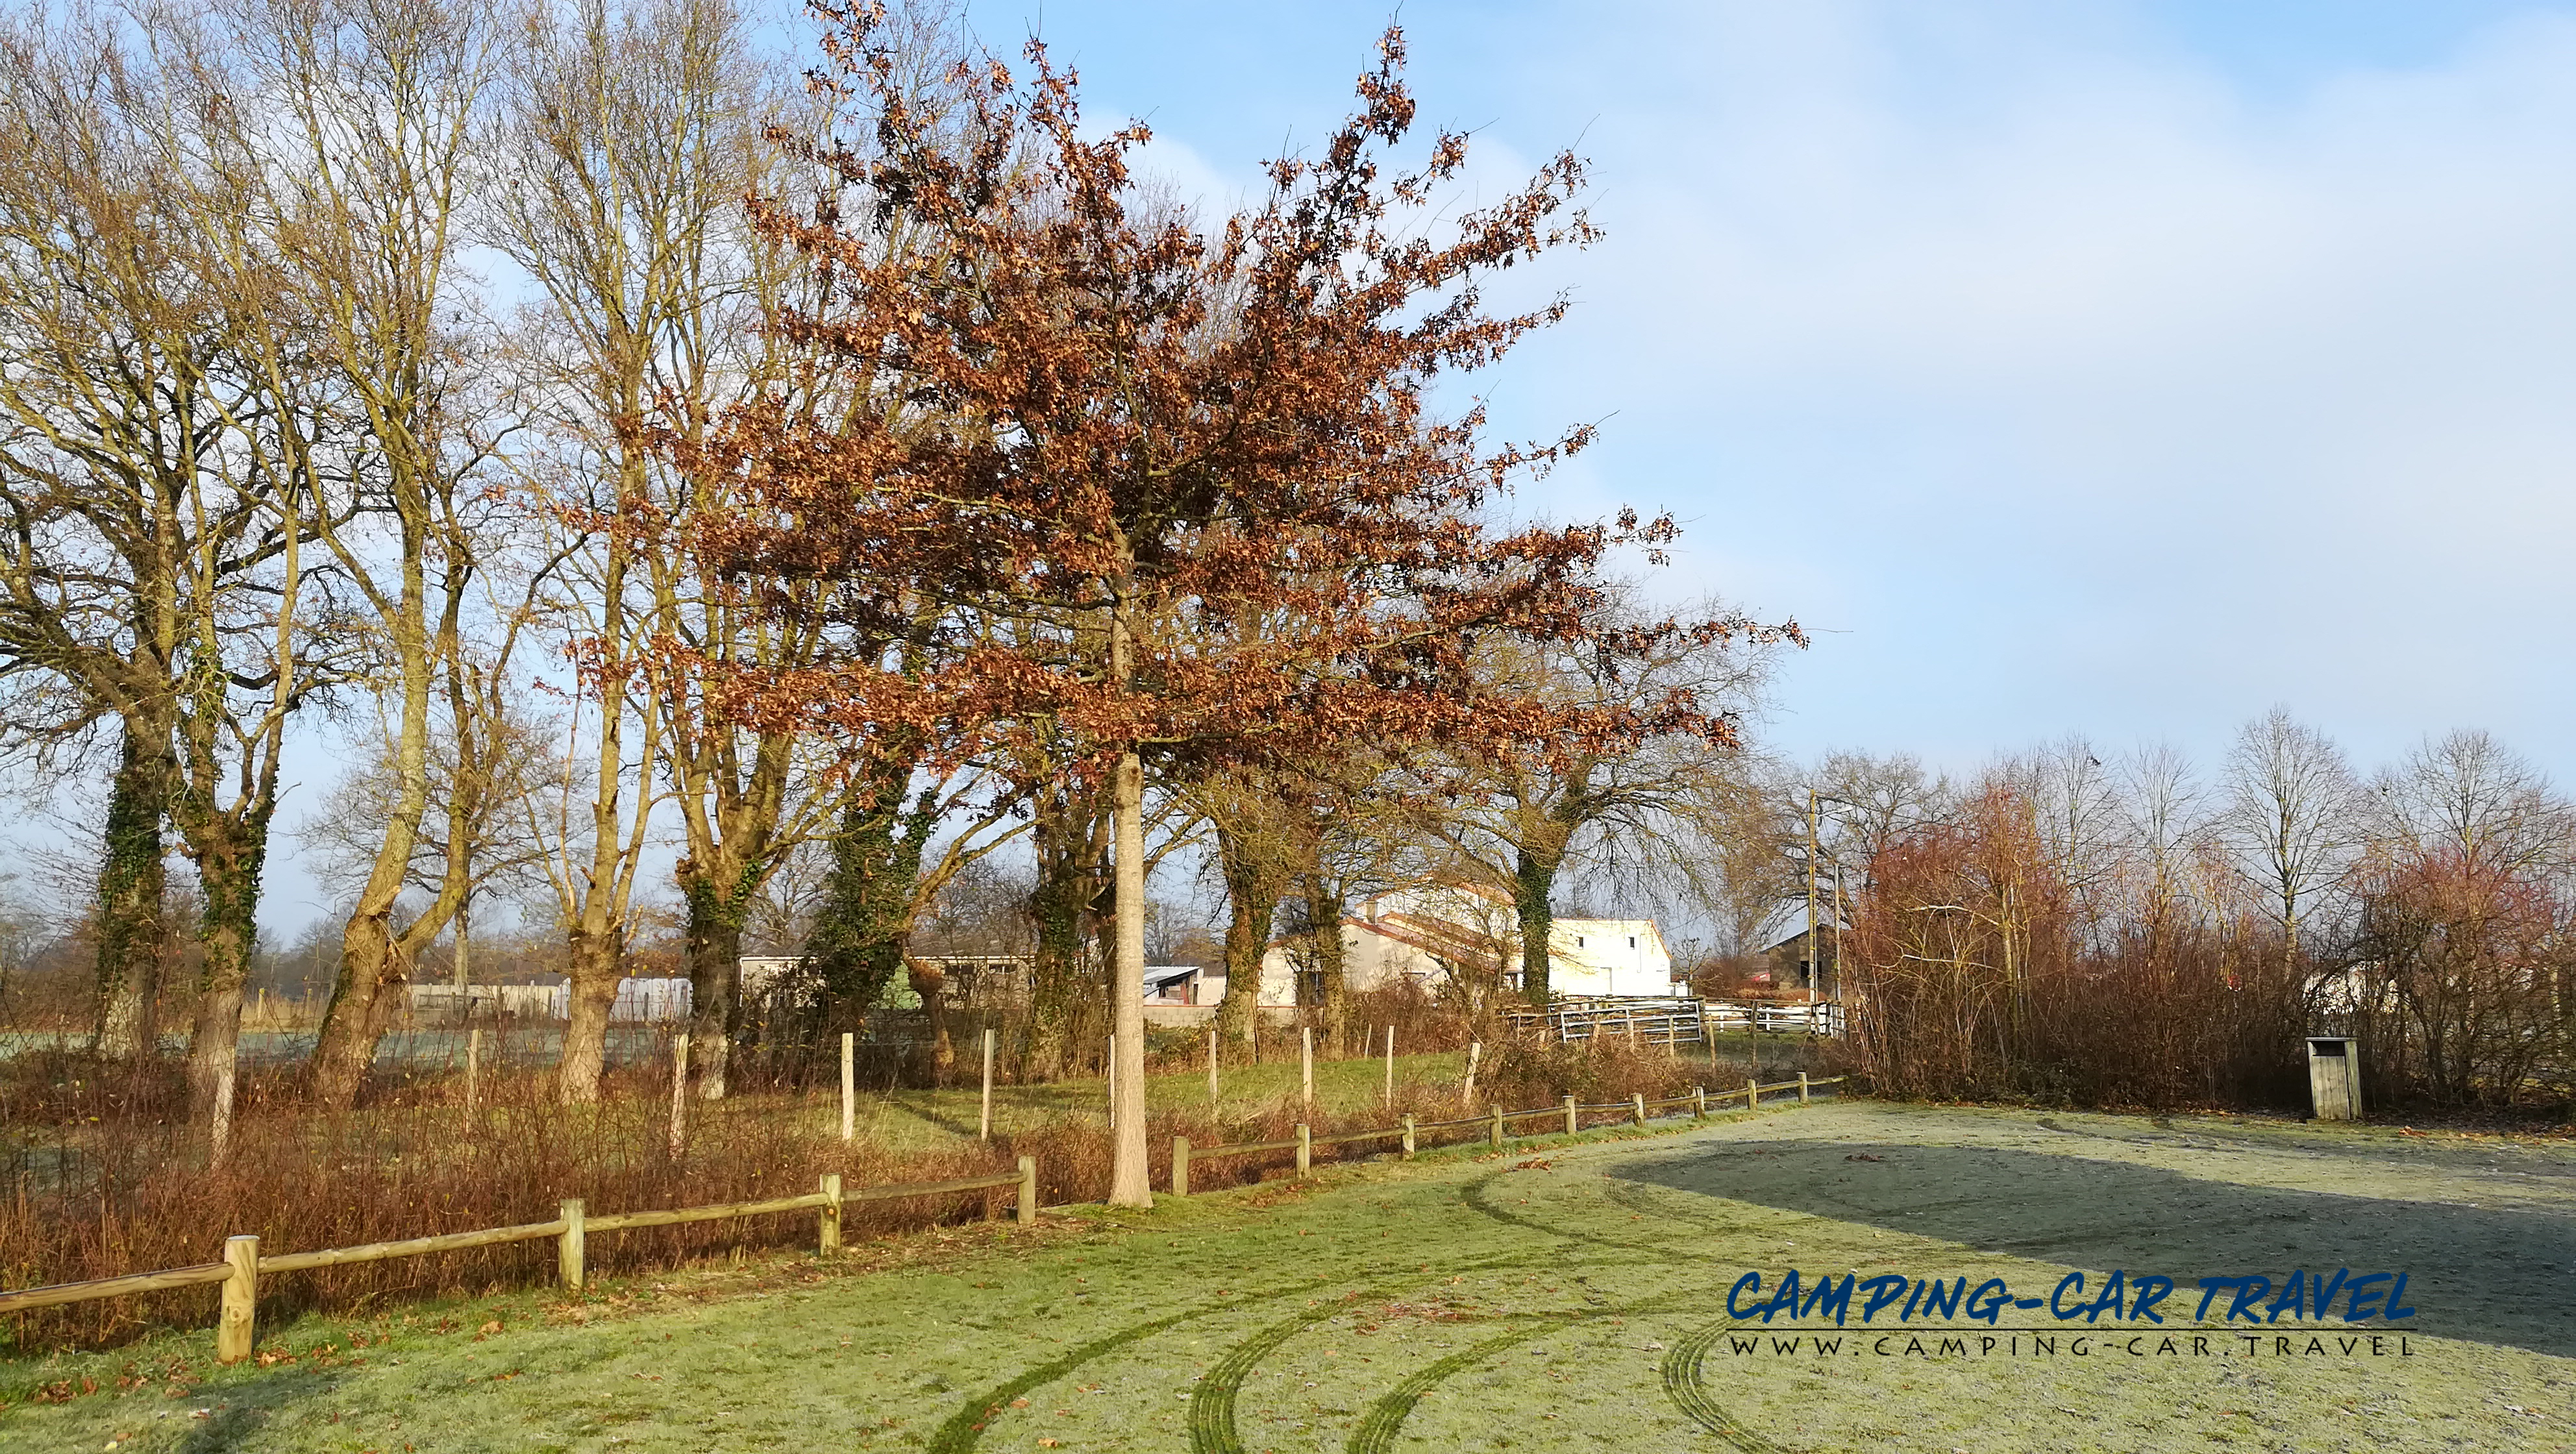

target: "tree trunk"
[559,927,621,1103]
[453,898,473,992]
[1515,844,1559,1005]
[1024,787,1099,1079]
[681,878,747,1100]
[308,532,438,1109]
[911,959,953,1083]
[310,916,402,1103]
[1213,824,1281,1046]
[1108,748,1151,1208]
[93,720,172,1060]
[1306,872,1350,1052]
[807,776,933,1072]
[184,811,267,1160]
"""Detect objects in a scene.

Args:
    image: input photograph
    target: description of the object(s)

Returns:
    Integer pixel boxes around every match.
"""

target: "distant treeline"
[1822,713,2573,1113]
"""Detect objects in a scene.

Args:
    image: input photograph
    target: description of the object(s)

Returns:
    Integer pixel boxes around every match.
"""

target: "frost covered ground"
[5,1098,2568,1452]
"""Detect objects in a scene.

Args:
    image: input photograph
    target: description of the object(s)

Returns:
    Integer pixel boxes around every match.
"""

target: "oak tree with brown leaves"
[672,9,1781,1205]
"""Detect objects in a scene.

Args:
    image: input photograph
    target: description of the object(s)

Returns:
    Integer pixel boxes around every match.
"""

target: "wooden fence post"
[1383,1026,1394,1107]
[1693,1085,1707,1119]
[1296,1123,1311,1178]
[465,1027,480,1113]
[1402,1113,1415,1158]
[819,1174,843,1254]
[840,1033,855,1142]
[1745,1078,1759,1111]
[1300,1028,1313,1114]
[1563,1094,1577,1136]
[1489,1105,1504,1149]
[1463,1041,1480,1107]
[668,1033,689,1158]
[1207,1029,1219,1107]
[1632,1091,1647,1127]
[1017,1155,1038,1227]
[217,1235,258,1364]
[980,1029,995,1141]
[1798,1072,1811,1105]
[558,1198,586,1292]
[1172,1136,1190,1196]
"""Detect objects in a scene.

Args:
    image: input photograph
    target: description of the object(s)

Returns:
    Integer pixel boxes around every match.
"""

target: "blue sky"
[979,0,2576,780]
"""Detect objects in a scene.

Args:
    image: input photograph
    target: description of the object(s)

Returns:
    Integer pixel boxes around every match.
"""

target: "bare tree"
[1414,596,1776,1003]
[2116,740,2211,929]
[2222,708,2362,979]
[0,18,210,1059]
[1662,753,1796,961]
[200,0,513,1108]
[295,676,565,989]
[2371,730,2567,878]
[485,0,806,1102]
[1803,749,1953,895]
[2023,734,2125,932]
[0,12,352,1122]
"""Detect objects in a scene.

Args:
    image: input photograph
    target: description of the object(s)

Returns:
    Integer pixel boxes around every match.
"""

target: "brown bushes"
[1844,783,2308,1111]
[2,1019,1717,1352]
[2343,848,2575,1107]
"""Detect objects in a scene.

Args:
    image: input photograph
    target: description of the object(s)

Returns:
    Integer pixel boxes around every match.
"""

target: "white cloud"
[1464,1,2576,774]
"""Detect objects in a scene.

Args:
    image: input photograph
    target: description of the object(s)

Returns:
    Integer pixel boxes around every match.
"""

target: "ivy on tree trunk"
[93,721,172,1061]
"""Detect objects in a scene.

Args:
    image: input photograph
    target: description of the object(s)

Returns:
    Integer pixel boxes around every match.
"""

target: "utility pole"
[1805,789,1820,1005]
[1830,865,1845,1008]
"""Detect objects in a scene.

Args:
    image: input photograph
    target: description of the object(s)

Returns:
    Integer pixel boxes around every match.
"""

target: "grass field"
[6,1096,2564,1452]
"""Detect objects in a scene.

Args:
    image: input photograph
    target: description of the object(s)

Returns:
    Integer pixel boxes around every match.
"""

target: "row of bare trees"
[0,0,1055,1130]
[1824,713,2576,1109]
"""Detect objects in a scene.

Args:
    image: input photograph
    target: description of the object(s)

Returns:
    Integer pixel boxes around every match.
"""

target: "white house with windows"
[1250,880,1675,1004]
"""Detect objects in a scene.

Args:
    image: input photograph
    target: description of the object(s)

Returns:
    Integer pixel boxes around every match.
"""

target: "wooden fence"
[1505,998,1848,1044]
[0,1072,1846,1361]
[1506,997,1709,1046]
[0,1159,1037,1364]
[1705,1000,1845,1037]
[1167,1073,1844,1192]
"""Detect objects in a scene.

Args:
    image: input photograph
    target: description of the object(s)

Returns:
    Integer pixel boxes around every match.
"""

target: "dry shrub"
[1,1056,1023,1351]
[1342,983,1474,1055]
[1478,1033,1704,1110]
[3,1013,1724,1353]
[1845,784,2306,1111]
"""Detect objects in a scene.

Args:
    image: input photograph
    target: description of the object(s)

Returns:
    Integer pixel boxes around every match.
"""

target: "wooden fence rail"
[0,1157,1041,1363]
[1167,1076,1845,1196]
[7,1075,1852,1358]
[1504,998,1849,1044]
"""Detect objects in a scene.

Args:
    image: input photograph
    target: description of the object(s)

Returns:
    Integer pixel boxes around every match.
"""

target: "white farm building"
[1243,880,1676,1005]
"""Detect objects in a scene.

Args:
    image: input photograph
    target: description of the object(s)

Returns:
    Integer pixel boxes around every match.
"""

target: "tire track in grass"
[1461,1170,1713,1256]
[1180,1251,1560,1454]
[1185,1293,1374,1454]
[1661,1316,1790,1454]
[926,1276,1343,1454]
[1343,1311,1592,1454]
[1602,1174,1771,1233]
[948,1159,1744,1453]
[1445,1169,1792,1451]
[1602,1164,1897,1240]
[1343,1289,1721,1454]
[937,1254,1537,1454]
